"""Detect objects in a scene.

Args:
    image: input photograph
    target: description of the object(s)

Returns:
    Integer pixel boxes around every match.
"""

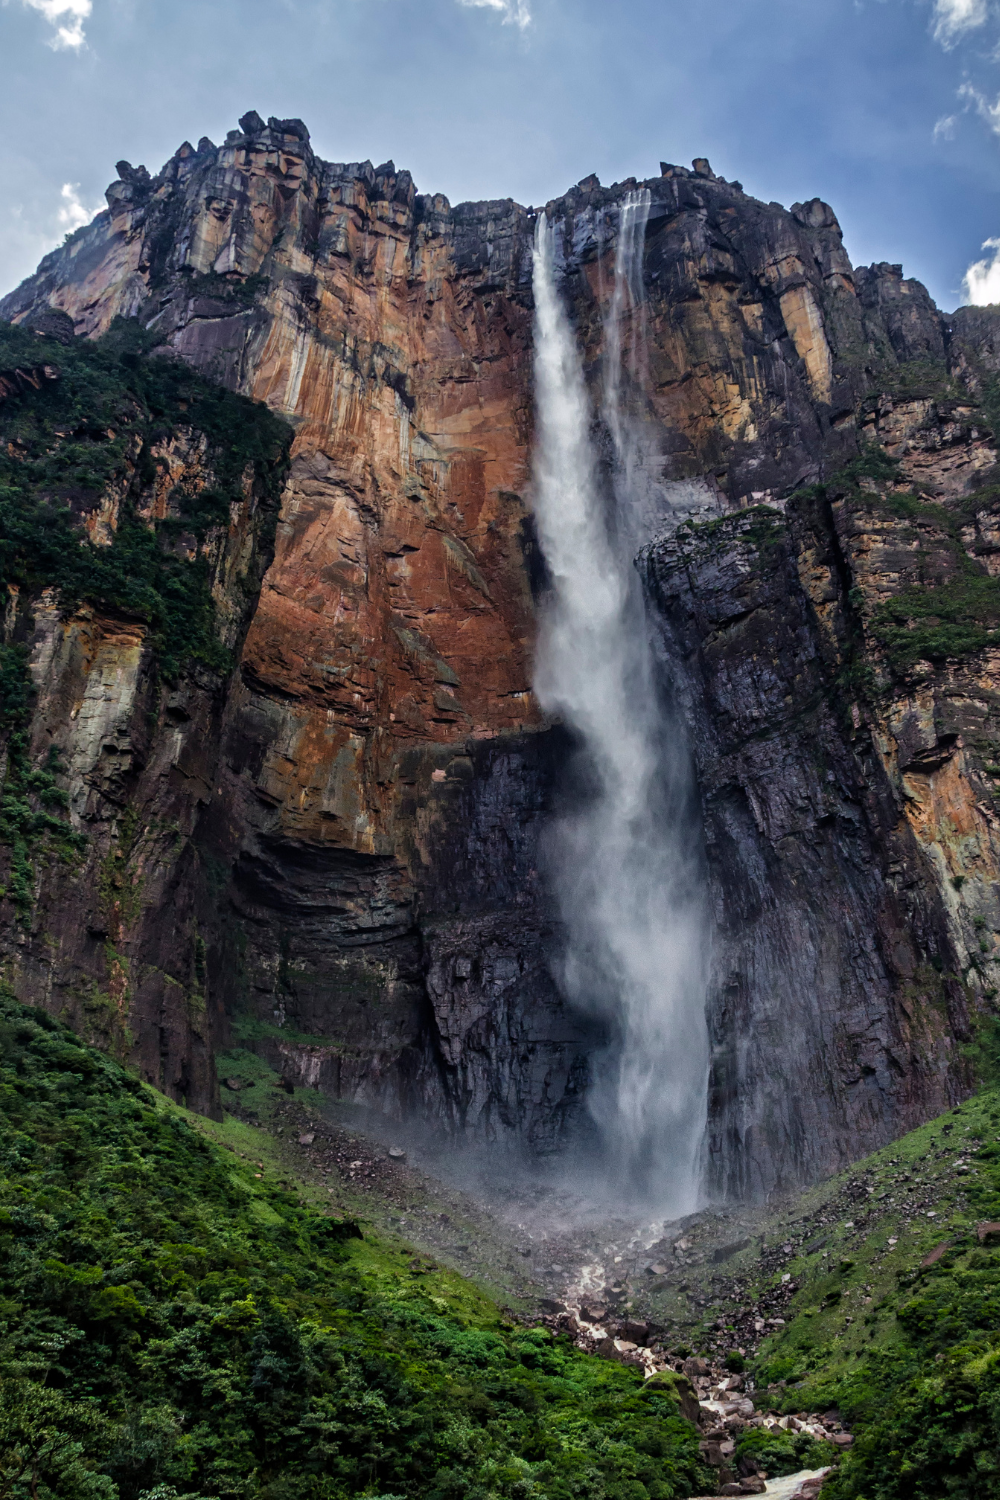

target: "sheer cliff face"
[0,114,589,1145]
[4,116,1000,1193]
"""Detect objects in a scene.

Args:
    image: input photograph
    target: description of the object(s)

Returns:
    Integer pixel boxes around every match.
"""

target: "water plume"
[530,200,709,1216]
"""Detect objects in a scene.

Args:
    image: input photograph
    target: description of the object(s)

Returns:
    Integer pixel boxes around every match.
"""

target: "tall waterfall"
[530,199,710,1215]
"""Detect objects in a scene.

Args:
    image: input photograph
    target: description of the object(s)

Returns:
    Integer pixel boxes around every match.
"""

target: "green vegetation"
[732,1426,834,1480]
[729,1090,1000,1500]
[837,451,1000,672]
[0,317,290,681]
[0,317,290,919]
[860,359,962,406]
[870,569,1000,671]
[673,505,787,560]
[786,443,1000,678]
[0,993,709,1500]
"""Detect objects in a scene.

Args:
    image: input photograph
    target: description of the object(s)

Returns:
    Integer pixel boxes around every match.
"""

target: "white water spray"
[530,199,710,1215]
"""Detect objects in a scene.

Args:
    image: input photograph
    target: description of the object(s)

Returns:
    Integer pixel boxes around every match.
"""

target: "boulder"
[684,1356,712,1378]
[621,1320,649,1343]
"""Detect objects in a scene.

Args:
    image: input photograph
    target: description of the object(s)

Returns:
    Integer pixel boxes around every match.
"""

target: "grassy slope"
[622,1089,1000,1500]
[0,995,709,1500]
[206,1044,1000,1499]
[208,1042,553,1314]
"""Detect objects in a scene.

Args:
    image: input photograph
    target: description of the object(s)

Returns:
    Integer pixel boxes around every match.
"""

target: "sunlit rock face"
[7,119,1000,1192]
[1,114,593,1145]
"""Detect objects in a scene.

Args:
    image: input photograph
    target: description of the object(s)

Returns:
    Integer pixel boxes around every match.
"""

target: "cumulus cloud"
[932,0,988,47]
[22,0,91,49]
[456,0,531,30]
[57,183,99,234]
[963,238,1000,303]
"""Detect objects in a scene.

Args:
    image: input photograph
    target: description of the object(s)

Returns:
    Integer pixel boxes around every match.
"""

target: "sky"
[6,0,1000,310]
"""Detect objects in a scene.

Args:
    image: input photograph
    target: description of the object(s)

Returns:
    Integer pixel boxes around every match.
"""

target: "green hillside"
[752,1085,1000,1500]
[629,1080,1000,1500]
[0,993,708,1500]
[7,989,1000,1500]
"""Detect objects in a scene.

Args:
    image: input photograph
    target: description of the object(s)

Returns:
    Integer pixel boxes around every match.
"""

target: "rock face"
[5,122,1000,1193]
[0,325,290,1116]
[0,115,595,1146]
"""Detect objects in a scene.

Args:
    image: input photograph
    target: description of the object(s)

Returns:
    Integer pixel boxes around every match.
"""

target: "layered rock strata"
[5,118,1000,1191]
[0,328,289,1115]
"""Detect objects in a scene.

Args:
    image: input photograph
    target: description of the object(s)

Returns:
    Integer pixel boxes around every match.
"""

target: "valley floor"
[212,1041,1000,1499]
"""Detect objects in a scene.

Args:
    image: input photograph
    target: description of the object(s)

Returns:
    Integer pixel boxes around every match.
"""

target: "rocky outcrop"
[0,330,290,1115]
[5,121,1000,1192]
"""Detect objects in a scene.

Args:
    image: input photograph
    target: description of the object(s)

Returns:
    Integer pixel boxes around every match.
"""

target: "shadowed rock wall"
[6,121,1000,1191]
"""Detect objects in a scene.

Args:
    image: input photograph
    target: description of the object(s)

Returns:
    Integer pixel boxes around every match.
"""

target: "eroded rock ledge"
[3,118,1000,1195]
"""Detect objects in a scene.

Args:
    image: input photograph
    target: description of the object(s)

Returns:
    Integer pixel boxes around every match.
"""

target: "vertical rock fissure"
[529,204,710,1215]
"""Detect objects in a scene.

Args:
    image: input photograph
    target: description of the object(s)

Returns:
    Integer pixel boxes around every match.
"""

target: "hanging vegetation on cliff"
[0,317,291,681]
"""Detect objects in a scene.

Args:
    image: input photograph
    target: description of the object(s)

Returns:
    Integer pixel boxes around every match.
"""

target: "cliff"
[4,115,1000,1196]
[0,314,289,1114]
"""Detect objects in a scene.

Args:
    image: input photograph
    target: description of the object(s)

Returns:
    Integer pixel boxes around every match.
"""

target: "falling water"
[530,199,710,1215]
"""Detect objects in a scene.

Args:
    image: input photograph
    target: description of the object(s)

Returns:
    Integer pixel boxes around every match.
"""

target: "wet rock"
[621,1319,649,1343]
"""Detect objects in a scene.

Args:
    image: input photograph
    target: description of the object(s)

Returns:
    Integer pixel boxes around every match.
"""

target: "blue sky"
[4,0,1000,311]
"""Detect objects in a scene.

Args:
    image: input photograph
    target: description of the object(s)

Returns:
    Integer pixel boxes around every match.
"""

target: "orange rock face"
[1,117,589,1140]
[9,122,1000,1192]
[7,122,543,862]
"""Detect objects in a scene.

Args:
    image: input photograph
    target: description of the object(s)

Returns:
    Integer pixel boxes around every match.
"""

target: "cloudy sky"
[4,0,1000,310]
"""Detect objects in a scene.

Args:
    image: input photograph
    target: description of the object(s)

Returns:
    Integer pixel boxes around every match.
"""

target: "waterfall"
[530,200,710,1216]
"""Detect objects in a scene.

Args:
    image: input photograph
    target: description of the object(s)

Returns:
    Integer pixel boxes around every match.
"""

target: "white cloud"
[933,113,958,139]
[57,183,99,235]
[932,0,988,47]
[1,183,100,295]
[963,237,1000,303]
[959,80,1000,132]
[21,0,92,50]
[457,0,531,29]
